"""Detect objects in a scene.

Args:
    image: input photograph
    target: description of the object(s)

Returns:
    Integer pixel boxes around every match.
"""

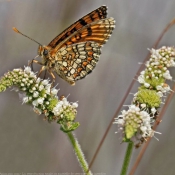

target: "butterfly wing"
[54,17,115,50]
[54,41,101,85]
[48,5,108,49]
[47,6,115,84]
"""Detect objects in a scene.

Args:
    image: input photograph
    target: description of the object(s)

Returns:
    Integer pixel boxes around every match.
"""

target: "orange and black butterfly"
[13,5,115,85]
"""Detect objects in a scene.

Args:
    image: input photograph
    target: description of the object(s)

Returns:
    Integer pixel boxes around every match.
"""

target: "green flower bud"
[47,97,59,111]
[136,89,161,107]
[125,125,136,139]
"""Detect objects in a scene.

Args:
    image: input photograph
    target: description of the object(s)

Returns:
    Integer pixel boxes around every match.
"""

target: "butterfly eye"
[43,49,48,56]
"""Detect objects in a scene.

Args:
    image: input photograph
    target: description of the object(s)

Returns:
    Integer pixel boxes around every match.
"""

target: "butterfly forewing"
[48,5,108,48]
[55,17,115,50]
[54,41,101,85]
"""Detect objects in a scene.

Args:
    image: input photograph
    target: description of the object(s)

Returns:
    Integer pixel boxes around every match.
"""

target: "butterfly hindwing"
[54,41,101,84]
[48,6,108,49]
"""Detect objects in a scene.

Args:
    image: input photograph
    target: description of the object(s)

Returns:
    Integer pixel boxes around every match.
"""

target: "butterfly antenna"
[13,27,42,45]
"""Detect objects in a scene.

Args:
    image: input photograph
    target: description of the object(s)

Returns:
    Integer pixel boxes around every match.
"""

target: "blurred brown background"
[0,0,175,174]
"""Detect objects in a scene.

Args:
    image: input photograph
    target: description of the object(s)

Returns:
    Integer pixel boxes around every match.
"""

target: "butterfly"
[13,5,115,85]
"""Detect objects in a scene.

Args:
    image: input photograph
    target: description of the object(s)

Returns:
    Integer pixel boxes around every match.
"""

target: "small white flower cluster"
[138,46,175,92]
[52,97,78,118]
[13,67,58,113]
[115,105,153,139]
[115,46,175,146]
[1,66,79,130]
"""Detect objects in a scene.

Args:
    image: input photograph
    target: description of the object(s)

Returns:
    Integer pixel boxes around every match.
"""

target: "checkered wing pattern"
[54,41,101,85]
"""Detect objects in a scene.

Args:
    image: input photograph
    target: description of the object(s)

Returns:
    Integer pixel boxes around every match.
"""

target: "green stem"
[67,132,92,175]
[120,142,134,175]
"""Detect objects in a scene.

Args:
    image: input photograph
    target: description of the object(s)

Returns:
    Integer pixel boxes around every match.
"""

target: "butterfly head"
[38,45,51,64]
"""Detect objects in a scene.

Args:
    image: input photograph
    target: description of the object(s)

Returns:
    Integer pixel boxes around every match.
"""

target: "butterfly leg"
[43,70,47,79]
[28,59,43,71]
[47,70,56,91]
[29,59,47,79]
[37,66,46,78]
[30,65,45,90]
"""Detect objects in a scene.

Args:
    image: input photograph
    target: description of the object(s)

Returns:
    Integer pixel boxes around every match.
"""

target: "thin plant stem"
[129,83,175,175]
[67,132,92,175]
[120,142,134,175]
[89,17,175,170]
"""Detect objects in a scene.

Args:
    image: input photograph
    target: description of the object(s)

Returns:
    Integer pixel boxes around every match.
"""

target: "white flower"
[118,119,124,125]
[37,98,44,104]
[28,80,33,84]
[23,96,29,103]
[45,101,49,105]
[130,105,140,112]
[36,78,41,84]
[13,68,21,72]
[22,87,26,91]
[140,126,147,132]
[24,66,31,73]
[29,72,36,78]
[32,87,36,91]
[170,60,175,67]
[138,75,145,84]
[157,91,163,97]
[24,74,28,78]
[163,85,171,92]
[121,110,127,115]
[58,101,63,105]
[145,61,150,67]
[51,88,58,95]
[140,104,146,108]
[39,85,44,91]
[151,107,156,115]
[32,100,38,106]
[140,71,145,75]
[156,85,163,91]
[72,102,78,108]
[22,78,26,82]
[33,91,39,98]
[52,103,63,116]
[163,70,172,80]
[62,98,69,106]
[140,111,150,119]
[45,85,51,94]
[42,79,49,86]
[144,83,150,88]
